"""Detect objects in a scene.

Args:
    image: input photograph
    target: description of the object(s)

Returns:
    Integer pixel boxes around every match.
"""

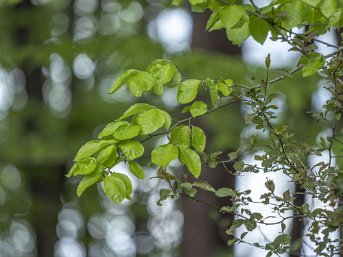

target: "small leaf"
[128,161,145,179]
[249,15,269,44]
[112,173,133,200]
[217,79,233,96]
[206,10,224,31]
[116,103,154,121]
[67,158,97,177]
[98,122,127,139]
[215,187,236,197]
[151,144,179,167]
[74,140,110,161]
[170,125,191,146]
[127,71,157,97]
[206,79,219,106]
[191,126,206,152]
[118,140,144,160]
[226,21,250,46]
[157,189,172,206]
[299,52,324,77]
[96,144,116,164]
[113,123,140,140]
[108,69,139,94]
[244,219,257,231]
[193,181,215,192]
[190,101,208,117]
[177,79,200,104]
[172,0,182,6]
[103,174,127,204]
[77,166,103,197]
[135,108,166,135]
[179,146,202,178]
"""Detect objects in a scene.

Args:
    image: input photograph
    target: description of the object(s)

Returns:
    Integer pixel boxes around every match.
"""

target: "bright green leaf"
[146,59,178,85]
[96,144,116,164]
[113,123,140,140]
[74,140,110,161]
[112,173,133,200]
[177,79,200,104]
[103,175,127,204]
[299,52,324,77]
[108,69,139,94]
[135,108,166,135]
[220,5,245,29]
[320,0,336,18]
[217,79,233,96]
[161,110,172,130]
[215,187,236,197]
[98,121,127,139]
[67,158,97,177]
[77,166,103,197]
[118,140,144,160]
[191,126,206,152]
[193,181,215,192]
[206,79,219,106]
[127,71,157,97]
[170,125,191,146]
[151,144,179,167]
[179,146,202,178]
[116,103,154,121]
[226,21,250,45]
[128,161,145,179]
[249,15,269,44]
[190,101,208,117]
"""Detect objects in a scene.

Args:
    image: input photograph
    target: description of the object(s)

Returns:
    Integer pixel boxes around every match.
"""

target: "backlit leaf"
[113,123,140,140]
[77,166,103,197]
[249,15,269,44]
[190,101,208,117]
[128,71,157,97]
[177,79,200,104]
[74,140,110,161]
[179,146,201,178]
[135,108,166,135]
[170,125,191,146]
[116,103,154,121]
[151,144,179,167]
[191,126,206,152]
[220,5,245,29]
[112,173,133,200]
[108,69,139,94]
[118,140,144,160]
[103,175,127,204]
[67,157,97,177]
[128,161,145,179]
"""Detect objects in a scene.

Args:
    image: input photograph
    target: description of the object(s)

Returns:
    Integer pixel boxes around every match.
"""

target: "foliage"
[68,0,343,256]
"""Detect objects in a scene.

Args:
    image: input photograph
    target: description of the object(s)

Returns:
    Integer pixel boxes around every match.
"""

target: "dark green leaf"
[249,15,270,44]
[157,189,172,206]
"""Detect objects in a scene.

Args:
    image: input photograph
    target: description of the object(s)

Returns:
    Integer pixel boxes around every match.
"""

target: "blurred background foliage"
[0,0,326,257]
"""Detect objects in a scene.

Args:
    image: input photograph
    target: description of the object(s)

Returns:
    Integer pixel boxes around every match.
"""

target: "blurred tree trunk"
[12,3,66,257]
[180,10,240,257]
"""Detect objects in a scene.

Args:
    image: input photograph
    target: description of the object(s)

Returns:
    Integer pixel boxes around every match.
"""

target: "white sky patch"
[148,8,193,53]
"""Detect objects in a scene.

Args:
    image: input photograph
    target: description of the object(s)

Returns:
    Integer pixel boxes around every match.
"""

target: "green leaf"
[157,189,172,206]
[226,21,250,45]
[302,0,320,6]
[135,108,166,135]
[299,52,324,77]
[98,121,127,139]
[146,59,178,85]
[191,126,206,152]
[116,103,154,121]
[77,166,103,197]
[179,146,202,178]
[112,173,133,200]
[67,158,97,177]
[220,5,245,29]
[103,175,127,204]
[151,144,179,167]
[127,71,157,97]
[320,0,336,18]
[249,15,269,44]
[190,101,208,117]
[128,161,145,179]
[244,219,257,231]
[108,69,139,94]
[113,123,140,140]
[172,0,182,5]
[193,181,215,192]
[217,79,233,96]
[206,10,224,31]
[177,79,200,104]
[74,140,110,161]
[118,140,144,160]
[96,144,116,164]
[274,234,291,245]
[206,79,219,106]
[161,110,172,130]
[170,125,191,146]
[215,187,236,197]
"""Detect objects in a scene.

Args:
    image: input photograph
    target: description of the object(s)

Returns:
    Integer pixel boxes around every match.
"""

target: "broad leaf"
[299,52,324,77]
[249,15,269,44]
[220,5,245,29]
[157,189,172,206]
[116,103,154,121]
[128,161,145,179]
[161,110,172,130]
[118,140,144,160]
[169,125,191,146]
[112,173,133,200]
[108,69,139,94]
[77,166,103,197]
[217,79,233,96]
[320,0,336,18]
[113,123,140,140]
[178,146,201,178]
[215,187,236,197]
[151,144,179,167]
[146,59,178,85]
[193,181,215,192]
[226,22,250,45]
[96,144,116,164]
[67,158,97,177]
[74,140,110,161]
[191,126,206,152]
[190,101,208,118]
[128,71,157,97]
[98,121,127,139]
[103,175,127,204]
[135,108,166,135]
[177,79,200,104]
